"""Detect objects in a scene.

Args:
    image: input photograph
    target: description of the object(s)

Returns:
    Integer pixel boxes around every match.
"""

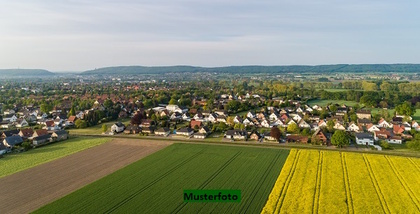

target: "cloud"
[0,0,419,70]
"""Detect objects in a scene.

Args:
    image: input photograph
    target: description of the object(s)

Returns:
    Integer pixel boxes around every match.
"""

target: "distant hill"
[81,64,420,75]
[0,69,54,77]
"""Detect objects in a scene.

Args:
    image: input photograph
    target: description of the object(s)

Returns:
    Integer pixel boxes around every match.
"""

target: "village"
[1,91,419,156]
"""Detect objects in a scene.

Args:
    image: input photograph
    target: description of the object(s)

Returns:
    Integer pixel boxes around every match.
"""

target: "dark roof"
[356,109,371,114]
[0,142,7,150]
[226,129,247,136]
[178,127,193,133]
[34,134,52,141]
[2,130,19,137]
[355,133,374,139]
[4,136,23,146]
[53,130,68,136]
[114,122,125,127]
[156,127,170,132]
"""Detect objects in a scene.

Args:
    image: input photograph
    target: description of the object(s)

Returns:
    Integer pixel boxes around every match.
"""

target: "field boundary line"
[313,151,323,214]
[385,156,420,211]
[341,153,353,214]
[274,150,301,213]
[172,151,243,214]
[408,158,420,172]
[104,149,205,214]
[241,151,282,214]
[362,155,390,214]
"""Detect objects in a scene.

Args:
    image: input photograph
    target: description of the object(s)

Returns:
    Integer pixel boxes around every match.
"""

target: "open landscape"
[34,143,289,214]
[1,1,420,213]
[262,149,420,213]
[0,138,172,214]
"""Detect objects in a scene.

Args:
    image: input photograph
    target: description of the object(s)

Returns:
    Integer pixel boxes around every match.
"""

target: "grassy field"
[369,108,395,116]
[0,137,110,178]
[69,118,130,135]
[262,149,420,213]
[35,143,289,214]
[307,99,359,107]
[413,109,420,122]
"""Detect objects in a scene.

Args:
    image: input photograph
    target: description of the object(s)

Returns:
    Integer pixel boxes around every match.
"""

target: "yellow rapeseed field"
[262,149,420,214]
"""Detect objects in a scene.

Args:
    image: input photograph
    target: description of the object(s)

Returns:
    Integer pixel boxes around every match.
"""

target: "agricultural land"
[262,149,420,213]
[35,143,289,214]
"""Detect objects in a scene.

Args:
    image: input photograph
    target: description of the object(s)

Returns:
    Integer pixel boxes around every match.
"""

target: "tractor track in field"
[0,138,172,214]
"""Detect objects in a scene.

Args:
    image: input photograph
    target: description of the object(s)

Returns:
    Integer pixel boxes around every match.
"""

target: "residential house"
[318,120,327,129]
[357,118,372,126]
[388,136,403,144]
[286,135,309,143]
[355,133,374,146]
[18,128,34,139]
[269,112,280,121]
[247,112,256,118]
[233,116,243,124]
[312,129,330,145]
[141,127,155,134]
[0,121,12,129]
[198,126,211,136]
[190,120,202,129]
[3,135,23,148]
[208,113,218,123]
[2,130,20,138]
[32,134,52,146]
[356,110,371,119]
[298,120,310,129]
[250,132,261,141]
[216,115,227,123]
[124,125,141,134]
[261,119,271,128]
[225,129,247,140]
[32,129,49,138]
[393,124,405,135]
[140,119,155,128]
[155,127,170,136]
[367,124,380,133]
[66,116,77,126]
[177,127,194,136]
[193,133,207,139]
[51,130,68,141]
[45,120,60,131]
[263,132,277,141]
[347,122,360,132]
[111,122,125,133]
[378,119,392,128]
[333,122,346,131]
[243,118,254,126]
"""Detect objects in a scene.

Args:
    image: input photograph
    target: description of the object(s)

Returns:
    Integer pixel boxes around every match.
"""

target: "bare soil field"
[0,138,172,214]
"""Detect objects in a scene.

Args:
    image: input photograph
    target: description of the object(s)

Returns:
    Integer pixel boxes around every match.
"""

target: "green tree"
[169,98,178,105]
[68,106,76,117]
[104,99,114,109]
[395,102,415,116]
[287,123,299,133]
[75,119,88,128]
[407,134,420,151]
[331,130,349,148]
[101,124,108,133]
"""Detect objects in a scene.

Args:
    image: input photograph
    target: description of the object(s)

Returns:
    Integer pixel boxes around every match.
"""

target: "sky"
[0,0,419,71]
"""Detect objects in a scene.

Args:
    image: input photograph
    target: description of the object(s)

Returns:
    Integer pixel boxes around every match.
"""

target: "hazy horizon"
[1,0,419,71]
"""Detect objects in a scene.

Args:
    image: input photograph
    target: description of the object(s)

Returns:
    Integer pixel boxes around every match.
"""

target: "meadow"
[307,99,359,107]
[0,137,110,178]
[262,149,420,213]
[35,143,289,214]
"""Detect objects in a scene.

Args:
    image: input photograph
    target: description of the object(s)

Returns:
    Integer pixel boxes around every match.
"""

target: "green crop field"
[307,99,359,107]
[35,143,289,214]
[0,137,110,178]
[262,149,420,213]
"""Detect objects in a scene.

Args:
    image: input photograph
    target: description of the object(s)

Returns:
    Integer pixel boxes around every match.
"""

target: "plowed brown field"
[0,138,171,214]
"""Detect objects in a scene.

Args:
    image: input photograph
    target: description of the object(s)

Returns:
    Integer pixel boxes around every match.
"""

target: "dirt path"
[0,138,172,214]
